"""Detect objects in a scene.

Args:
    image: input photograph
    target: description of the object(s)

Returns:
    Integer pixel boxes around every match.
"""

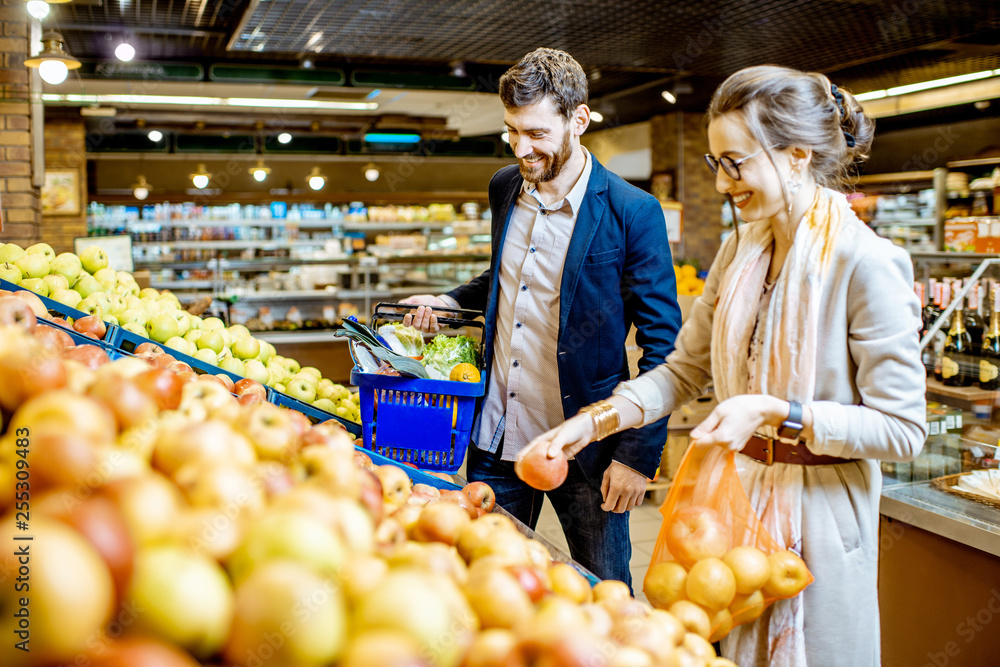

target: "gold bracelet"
[579,400,621,442]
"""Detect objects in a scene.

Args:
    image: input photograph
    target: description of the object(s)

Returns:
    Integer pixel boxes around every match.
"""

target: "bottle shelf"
[926,377,999,403]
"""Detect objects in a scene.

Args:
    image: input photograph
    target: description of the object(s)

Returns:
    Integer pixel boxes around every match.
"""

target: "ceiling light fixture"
[277,132,292,144]
[307,166,326,191]
[25,31,81,85]
[854,68,1000,101]
[501,131,510,144]
[590,111,604,123]
[190,164,211,189]
[147,129,162,142]
[25,1,49,19]
[364,133,421,144]
[363,164,380,182]
[114,42,135,62]
[131,175,151,201]
[249,159,271,182]
[38,93,379,111]
[661,90,677,104]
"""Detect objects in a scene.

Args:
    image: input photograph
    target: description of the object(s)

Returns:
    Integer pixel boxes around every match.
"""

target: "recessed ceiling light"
[147,129,162,142]
[26,1,49,19]
[277,132,292,144]
[590,111,604,123]
[661,90,677,104]
[115,42,135,62]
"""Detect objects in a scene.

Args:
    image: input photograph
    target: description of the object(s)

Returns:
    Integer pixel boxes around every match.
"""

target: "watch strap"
[778,400,804,440]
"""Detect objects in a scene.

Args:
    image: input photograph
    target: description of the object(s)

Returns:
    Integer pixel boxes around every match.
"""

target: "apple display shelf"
[268,387,360,435]
[36,314,119,350]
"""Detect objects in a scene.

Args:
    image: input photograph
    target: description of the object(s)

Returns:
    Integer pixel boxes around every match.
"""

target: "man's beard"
[519,130,573,184]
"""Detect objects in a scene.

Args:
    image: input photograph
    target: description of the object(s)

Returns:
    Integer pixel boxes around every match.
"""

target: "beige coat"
[617,215,928,665]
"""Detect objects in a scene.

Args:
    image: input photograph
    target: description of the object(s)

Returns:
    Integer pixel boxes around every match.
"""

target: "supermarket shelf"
[926,377,999,402]
[133,240,329,250]
[133,253,490,271]
[910,252,1000,262]
[342,221,488,232]
[91,219,488,232]
[872,219,936,227]
[148,280,215,290]
[255,330,349,344]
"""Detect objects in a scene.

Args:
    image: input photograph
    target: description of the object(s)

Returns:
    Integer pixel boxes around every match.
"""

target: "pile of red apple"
[0,323,738,667]
[644,505,811,642]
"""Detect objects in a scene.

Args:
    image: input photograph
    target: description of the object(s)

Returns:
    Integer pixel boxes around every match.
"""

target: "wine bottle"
[965,279,985,355]
[934,281,949,383]
[916,282,933,376]
[942,284,973,387]
[981,285,1000,390]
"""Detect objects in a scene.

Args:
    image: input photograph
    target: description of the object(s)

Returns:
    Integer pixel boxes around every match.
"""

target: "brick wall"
[43,119,87,253]
[651,111,723,272]
[0,1,39,246]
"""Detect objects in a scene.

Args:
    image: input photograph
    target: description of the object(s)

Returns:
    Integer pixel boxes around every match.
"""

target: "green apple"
[227,324,251,340]
[299,366,323,380]
[317,379,336,400]
[119,308,149,329]
[50,288,83,309]
[79,245,109,274]
[274,383,285,393]
[123,322,147,336]
[201,317,225,332]
[291,372,319,389]
[90,292,112,310]
[116,270,136,286]
[194,348,218,366]
[20,277,48,297]
[0,262,21,284]
[73,274,103,299]
[14,253,49,280]
[93,267,119,290]
[285,377,317,403]
[282,357,301,375]
[196,330,224,354]
[257,341,275,364]
[138,287,160,300]
[107,294,127,316]
[41,273,69,294]
[126,546,234,658]
[337,398,355,413]
[77,295,105,317]
[169,310,191,337]
[140,297,164,316]
[184,329,204,346]
[165,336,194,356]
[231,336,260,360]
[102,313,119,326]
[25,242,55,262]
[243,359,269,385]
[188,315,203,330]
[219,357,245,376]
[49,253,82,284]
[147,313,180,343]
[219,328,234,349]
[0,243,25,264]
[225,510,346,585]
[124,295,143,311]
[313,397,337,413]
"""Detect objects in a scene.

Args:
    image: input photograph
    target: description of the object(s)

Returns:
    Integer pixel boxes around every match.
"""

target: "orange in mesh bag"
[643,444,814,643]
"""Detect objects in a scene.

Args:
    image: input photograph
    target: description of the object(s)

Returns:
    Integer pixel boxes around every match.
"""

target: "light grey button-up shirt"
[471,148,593,460]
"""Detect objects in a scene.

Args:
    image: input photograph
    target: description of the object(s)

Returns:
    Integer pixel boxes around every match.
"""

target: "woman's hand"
[689,394,790,451]
[518,413,596,464]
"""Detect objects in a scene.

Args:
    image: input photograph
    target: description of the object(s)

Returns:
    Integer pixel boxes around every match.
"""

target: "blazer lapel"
[482,170,523,368]
[558,159,608,337]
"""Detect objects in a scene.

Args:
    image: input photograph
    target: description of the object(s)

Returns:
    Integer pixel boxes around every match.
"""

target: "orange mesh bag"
[643,444,814,643]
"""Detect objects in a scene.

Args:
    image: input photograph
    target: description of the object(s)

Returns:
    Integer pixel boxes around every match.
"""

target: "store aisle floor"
[535,495,663,602]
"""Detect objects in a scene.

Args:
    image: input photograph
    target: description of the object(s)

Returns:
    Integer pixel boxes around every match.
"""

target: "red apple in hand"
[664,505,731,568]
[463,481,497,512]
[515,447,568,491]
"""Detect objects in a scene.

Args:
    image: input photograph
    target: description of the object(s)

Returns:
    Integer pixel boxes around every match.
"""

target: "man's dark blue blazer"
[447,157,683,488]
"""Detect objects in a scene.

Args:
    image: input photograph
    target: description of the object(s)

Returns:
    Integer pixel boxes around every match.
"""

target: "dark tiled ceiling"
[47,0,1000,126]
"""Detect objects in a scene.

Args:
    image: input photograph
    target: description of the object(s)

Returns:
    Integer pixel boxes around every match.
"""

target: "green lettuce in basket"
[377,323,425,357]
[422,334,479,380]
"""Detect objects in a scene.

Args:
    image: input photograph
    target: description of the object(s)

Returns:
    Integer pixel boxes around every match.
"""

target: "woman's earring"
[786,165,802,217]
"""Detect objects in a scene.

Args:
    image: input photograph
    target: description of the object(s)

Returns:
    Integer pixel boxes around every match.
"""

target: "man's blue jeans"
[466,443,633,587]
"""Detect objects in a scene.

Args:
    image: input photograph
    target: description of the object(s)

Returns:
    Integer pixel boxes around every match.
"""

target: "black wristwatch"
[777,400,804,441]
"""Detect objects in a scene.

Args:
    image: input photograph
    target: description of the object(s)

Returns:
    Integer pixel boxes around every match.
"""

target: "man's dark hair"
[499,48,588,120]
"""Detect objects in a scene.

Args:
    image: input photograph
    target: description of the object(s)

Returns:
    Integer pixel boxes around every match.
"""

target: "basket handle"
[374,302,485,331]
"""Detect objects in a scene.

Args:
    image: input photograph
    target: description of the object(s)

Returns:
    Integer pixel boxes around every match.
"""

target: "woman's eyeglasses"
[704,149,765,181]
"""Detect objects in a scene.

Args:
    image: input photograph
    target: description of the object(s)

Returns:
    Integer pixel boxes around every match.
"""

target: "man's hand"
[601,461,647,513]
[399,295,449,333]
